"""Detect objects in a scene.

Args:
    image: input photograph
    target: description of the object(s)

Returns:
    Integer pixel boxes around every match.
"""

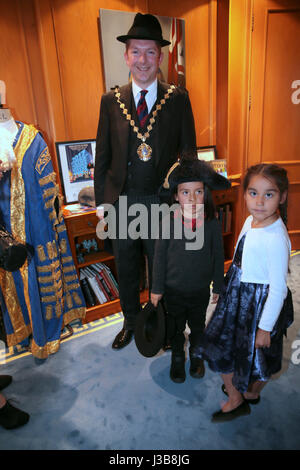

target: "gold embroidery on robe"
[39,172,57,187]
[35,147,51,175]
[46,305,53,320]
[37,245,47,262]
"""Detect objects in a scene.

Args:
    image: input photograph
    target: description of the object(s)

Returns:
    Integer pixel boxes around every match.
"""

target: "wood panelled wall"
[1,0,219,171]
[1,0,299,247]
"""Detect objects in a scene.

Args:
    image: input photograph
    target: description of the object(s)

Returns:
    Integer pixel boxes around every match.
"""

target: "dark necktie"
[136,89,148,128]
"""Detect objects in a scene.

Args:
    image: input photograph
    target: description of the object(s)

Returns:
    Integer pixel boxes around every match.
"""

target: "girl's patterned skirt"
[196,234,294,392]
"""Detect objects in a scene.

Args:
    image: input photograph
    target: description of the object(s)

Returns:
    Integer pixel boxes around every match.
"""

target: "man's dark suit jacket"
[94,80,196,207]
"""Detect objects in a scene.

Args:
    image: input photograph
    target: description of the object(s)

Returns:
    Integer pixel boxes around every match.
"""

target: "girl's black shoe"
[221,384,261,404]
[212,400,251,422]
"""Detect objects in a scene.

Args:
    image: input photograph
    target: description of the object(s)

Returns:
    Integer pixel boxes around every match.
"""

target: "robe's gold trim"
[64,274,78,283]
[31,338,61,359]
[57,224,66,233]
[72,292,83,306]
[63,307,86,325]
[37,245,47,262]
[35,147,51,175]
[6,323,32,347]
[66,292,73,309]
[39,172,57,187]
[66,281,81,291]
[0,270,32,346]
[42,184,59,200]
[63,265,76,274]
[46,305,53,320]
[37,260,60,273]
[6,125,38,330]
[60,239,67,254]
[62,256,73,264]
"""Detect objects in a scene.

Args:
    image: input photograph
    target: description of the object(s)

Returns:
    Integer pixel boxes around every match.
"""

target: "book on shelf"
[225,204,232,233]
[81,266,107,304]
[216,203,232,233]
[209,159,227,178]
[79,271,97,307]
[88,264,115,301]
[95,262,119,298]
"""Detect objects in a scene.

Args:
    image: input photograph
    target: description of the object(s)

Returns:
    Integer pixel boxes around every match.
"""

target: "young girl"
[151,158,230,383]
[196,163,294,422]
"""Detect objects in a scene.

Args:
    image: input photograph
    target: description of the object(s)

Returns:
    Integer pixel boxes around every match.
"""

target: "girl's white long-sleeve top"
[236,216,291,332]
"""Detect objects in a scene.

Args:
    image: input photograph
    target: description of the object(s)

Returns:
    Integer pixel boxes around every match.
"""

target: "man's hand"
[96,205,104,220]
[211,293,219,304]
[150,292,162,308]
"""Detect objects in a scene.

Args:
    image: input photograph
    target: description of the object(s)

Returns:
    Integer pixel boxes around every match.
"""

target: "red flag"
[168,18,185,87]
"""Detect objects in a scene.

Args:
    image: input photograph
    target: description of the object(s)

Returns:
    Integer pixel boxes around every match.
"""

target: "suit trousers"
[164,287,210,357]
[111,194,160,330]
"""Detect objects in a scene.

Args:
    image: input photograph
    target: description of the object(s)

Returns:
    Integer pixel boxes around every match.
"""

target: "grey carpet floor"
[0,254,299,451]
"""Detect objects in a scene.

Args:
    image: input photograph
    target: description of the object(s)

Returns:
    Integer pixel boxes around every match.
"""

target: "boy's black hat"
[134,300,166,357]
[117,13,171,47]
[160,158,231,196]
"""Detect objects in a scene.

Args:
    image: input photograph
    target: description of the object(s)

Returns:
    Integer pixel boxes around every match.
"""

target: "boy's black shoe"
[189,357,205,378]
[0,401,30,429]
[170,354,186,383]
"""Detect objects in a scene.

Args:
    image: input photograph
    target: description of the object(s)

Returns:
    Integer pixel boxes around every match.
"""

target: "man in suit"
[94,13,196,350]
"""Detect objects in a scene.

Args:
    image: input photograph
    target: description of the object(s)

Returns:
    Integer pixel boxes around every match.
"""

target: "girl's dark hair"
[243,163,289,226]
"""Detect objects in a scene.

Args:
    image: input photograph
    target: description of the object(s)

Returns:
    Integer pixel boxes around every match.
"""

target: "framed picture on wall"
[98,9,186,91]
[197,145,217,161]
[55,139,96,204]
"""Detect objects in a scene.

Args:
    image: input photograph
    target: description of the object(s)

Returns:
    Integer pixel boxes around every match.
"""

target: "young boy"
[151,158,230,383]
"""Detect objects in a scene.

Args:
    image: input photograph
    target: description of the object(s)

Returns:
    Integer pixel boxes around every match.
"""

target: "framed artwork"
[55,139,96,204]
[197,145,217,162]
[209,159,228,178]
[98,9,186,91]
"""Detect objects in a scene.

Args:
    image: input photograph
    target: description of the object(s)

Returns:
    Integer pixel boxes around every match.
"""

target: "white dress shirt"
[132,78,157,113]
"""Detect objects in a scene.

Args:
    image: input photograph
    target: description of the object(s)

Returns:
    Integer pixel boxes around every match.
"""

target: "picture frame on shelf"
[55,139,96,204]
[197,145,217,162]
[209,159,228,178]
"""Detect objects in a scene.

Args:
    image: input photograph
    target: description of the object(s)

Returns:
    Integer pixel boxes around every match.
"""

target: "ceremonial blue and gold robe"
[0,122,85,358]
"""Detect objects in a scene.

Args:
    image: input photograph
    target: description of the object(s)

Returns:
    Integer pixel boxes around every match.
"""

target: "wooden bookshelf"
[63,208,148,324]
[212,183,239,272]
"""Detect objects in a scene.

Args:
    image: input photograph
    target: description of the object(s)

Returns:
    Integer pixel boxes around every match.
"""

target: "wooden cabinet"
[212,183,239,271]
[63,209,148,324]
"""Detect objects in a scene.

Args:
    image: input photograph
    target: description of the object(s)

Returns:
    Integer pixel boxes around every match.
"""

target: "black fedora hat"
[134,300,166,357]
[117,13,170,47]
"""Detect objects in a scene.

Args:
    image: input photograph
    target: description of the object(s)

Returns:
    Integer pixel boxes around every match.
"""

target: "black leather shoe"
[221,384,261,405]
[170,354,186,383]
[0,401,30,429]
[189,357,205,378]
[0,375,12,391]
[211,400,251,422]
[112,328,134,350]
